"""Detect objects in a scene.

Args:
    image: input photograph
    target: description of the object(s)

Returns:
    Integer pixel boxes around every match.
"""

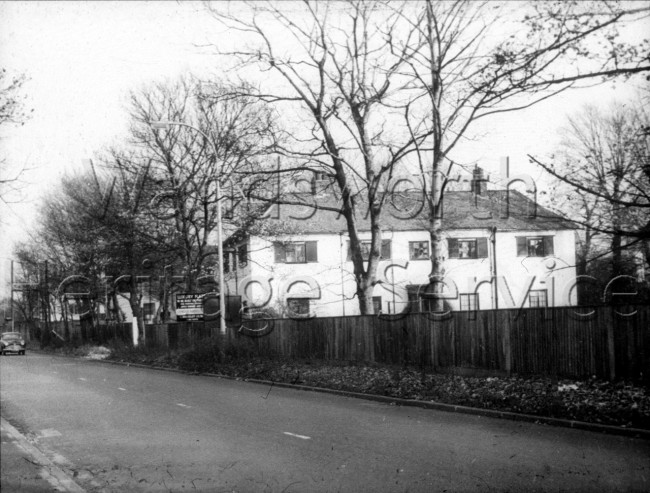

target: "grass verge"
[40,339,650,430]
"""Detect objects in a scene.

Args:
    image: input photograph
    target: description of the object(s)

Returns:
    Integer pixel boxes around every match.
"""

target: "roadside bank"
[32,342,650,437]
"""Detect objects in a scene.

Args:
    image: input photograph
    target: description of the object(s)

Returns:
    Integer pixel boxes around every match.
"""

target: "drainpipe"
[339,232,346,316]
[490,226,498,309]
[233,249,238,301]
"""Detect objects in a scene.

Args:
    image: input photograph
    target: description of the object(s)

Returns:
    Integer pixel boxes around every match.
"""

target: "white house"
[222,171,578,318]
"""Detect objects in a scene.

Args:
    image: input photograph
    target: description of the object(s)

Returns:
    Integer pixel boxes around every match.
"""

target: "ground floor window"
[406,285,446,313]
[287,298,310,317]
[529,289,548,307]
[459,293,479,311]
[372,296,382,314]
[143,302,156,323]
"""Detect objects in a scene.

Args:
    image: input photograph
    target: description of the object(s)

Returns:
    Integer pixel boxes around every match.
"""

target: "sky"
[1,0,649,296]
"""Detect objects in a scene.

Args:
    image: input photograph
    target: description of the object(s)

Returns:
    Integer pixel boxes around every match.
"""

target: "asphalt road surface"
[1,352,649,492]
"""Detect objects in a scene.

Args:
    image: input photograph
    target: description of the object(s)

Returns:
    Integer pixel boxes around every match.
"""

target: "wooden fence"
[10,305,649,383]
[231,305,649,383]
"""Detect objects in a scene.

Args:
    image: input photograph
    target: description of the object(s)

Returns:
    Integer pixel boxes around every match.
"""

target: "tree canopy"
[205,0,650,313]
[0,68,32,205]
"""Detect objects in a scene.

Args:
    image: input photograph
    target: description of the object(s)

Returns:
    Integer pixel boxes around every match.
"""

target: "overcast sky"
[1,0,648,294]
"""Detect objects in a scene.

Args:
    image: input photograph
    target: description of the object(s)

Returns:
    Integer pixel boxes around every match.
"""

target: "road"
[1,353,649,492]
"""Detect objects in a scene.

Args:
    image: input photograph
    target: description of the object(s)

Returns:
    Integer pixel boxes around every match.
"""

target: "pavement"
[2,352,649,492]
[1,416,84,492]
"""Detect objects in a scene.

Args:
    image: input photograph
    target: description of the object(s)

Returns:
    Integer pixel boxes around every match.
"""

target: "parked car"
[0,332,26,355]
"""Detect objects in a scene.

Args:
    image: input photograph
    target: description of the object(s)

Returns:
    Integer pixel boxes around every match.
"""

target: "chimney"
[471,166,487,195]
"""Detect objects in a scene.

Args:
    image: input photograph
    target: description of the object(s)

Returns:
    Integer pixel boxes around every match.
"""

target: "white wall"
[495,229,578,308]
[114,293,160,323]
[231,228,578,318]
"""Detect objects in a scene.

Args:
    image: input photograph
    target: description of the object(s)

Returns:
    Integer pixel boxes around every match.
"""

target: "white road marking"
[38,428,62,438]
[118,387,126,391]
[176,403,192,408]
[283,432,311,440]
[78,378,87,381]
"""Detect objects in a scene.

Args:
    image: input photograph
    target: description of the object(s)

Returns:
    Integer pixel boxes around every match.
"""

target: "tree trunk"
[429,153,445,311]
[611,233,623,277]
[128,278,144,345]
[356,281,375,315]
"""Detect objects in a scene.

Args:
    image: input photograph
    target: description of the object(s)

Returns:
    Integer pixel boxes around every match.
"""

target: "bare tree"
[15,162,171,338]
[0,68,32,204]
[208,1,442,314]
[125,76,281,316]
[390,0,650,306]
[128,77,278,276]
[205,0,650,313]
[531,101,650,280]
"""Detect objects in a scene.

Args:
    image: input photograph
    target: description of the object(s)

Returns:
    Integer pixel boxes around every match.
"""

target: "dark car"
[0,332,26,355]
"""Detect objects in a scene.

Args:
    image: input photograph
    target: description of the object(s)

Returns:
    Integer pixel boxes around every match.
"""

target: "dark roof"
[230,189,576,239]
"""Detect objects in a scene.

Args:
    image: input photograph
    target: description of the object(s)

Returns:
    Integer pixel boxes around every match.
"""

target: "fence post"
[503,310,512,376]
[430,314,439,370]
[605,307,616,381]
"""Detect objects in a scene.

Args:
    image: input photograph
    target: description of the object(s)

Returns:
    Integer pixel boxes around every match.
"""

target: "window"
[347,240,392,261]
[409,241,430,260]
[237,244,248,267]
[516,236,554,257]
[407,284,444,313]
[408,293,442,313]
[274,241,318,263]
[223,250,231,273]
[372,296,382,314]
[448,238,488,259]
[287,298,310,317]
[529,290,548,307]
[459,294,479,311]
[143,302,156,323]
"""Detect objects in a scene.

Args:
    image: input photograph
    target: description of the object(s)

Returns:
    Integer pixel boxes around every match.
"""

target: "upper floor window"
[448,237,488,259]
[274,241,318,263]
[347,240,391,261]
[223,250,231,273]
[516,236,554,257]
[237,244,248,267]
[409,241,430,260]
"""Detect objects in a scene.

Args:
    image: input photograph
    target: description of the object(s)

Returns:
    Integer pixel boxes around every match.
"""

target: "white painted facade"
[224,227,578,318]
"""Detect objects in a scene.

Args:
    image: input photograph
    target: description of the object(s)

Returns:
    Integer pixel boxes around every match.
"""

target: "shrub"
[177,340,223,372]
[223,336,258,361]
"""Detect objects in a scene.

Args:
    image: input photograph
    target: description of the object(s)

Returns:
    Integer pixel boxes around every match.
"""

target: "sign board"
[12,283,40,291]
[175,293,204,321]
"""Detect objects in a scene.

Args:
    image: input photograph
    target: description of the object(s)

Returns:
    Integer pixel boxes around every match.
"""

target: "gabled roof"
[227,189,576,241]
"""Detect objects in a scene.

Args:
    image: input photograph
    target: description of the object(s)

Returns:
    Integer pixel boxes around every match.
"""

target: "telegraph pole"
[10,260,14,331]
[42,261,50,346]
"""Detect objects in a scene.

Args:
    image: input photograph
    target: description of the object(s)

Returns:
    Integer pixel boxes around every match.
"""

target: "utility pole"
[10,260,14,331]
[41,261,50,347]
